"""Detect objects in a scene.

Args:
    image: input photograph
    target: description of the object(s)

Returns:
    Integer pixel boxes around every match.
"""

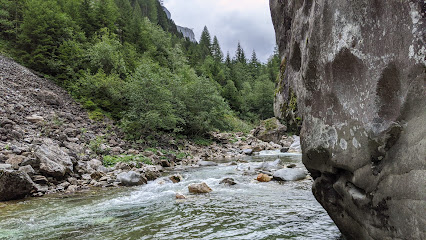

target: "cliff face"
[162,6,197,43]
[270,0,425,239]
[176,26,197,43]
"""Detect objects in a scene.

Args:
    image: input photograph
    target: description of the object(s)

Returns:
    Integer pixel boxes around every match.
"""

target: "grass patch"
[103,155,152,167]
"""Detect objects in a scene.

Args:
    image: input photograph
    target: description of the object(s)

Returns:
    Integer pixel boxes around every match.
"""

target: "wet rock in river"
[273,168,307,181]
[257,173,272,182]
[188,182,212,194]
[199,161,218,167]
[219,178,237,186]
[117,171,147,186]
[175,193,186,199]
[169,174,183,183]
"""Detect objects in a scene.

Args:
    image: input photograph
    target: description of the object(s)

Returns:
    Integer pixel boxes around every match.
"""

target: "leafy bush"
[103,155,152,167]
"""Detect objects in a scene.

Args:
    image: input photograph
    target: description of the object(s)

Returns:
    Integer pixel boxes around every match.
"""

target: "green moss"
[263,117,278,131]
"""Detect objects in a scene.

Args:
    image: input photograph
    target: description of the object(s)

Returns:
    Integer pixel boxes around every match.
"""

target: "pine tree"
[211,36,223,62]
[147,0,158,23]
[115,0,133,43]
[249,50,261,78]
[235,42,246,64]
[0,0,14,39]
[78,0,96,38]
[199,26,212,58]
[225,51,232,68]
[94,0,119,33]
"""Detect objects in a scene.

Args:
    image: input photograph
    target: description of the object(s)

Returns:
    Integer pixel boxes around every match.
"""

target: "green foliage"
[0,0,281,139]
[103,154,152,167]
[192,137,213,146]
[89,136,108,155]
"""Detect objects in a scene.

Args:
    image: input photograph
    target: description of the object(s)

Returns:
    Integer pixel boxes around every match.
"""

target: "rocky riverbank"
[0,55,296,201]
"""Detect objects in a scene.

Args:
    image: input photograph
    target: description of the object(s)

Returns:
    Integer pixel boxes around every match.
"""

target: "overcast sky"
[163,0,276,63]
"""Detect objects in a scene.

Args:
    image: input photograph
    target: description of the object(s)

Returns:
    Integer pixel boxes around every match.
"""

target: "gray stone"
[18,165,35,176]
[242,149,253,155]
[199,161,218,167]
[32,175,48,184]
[287,136,301,153]
[0,164,12,170]
[0,170,35,201]
[270,1,425,239]
[273,168,307,181]
[34,143,73,179]
[117,171,147,186]
[26,115,44,123]
[255,159,282,171]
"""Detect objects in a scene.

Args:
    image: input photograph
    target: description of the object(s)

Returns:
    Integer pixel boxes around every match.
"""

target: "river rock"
[270,1,425,238]
[175,193,186,199]
[219,178,237,186]
[199,161,218,167]
[287,136,301,153]
[273,168,307,181]
[0,170,36,201]
[257,173,272,182]
[34,142,73,179]
[188,182,212,194]
[255,159,282,171]
[242,149,253,155]
[169,174,183,183]
[117,171,147,186]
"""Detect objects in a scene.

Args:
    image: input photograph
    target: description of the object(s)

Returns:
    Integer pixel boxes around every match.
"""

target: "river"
[0,151,342,240]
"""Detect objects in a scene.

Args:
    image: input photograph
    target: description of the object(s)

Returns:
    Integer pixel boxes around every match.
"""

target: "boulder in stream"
[257,173,272,182]
[188,182,212,194]
[117,171,147,186]
[273,168,307,181]
[199,161,218,167]
[219,178,237,186]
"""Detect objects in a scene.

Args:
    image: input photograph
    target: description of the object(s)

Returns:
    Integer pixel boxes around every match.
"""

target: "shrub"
[103,155,152,167]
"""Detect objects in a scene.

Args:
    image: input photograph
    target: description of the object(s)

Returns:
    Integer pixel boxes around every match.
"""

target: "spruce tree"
[235,42,246,64]
[249,50,261,78]
[199,26,212,59]
[115,0,133,43]
[211,36,223,62]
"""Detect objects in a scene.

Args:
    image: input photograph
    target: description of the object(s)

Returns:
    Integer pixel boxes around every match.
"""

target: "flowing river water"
[0,151,342,240]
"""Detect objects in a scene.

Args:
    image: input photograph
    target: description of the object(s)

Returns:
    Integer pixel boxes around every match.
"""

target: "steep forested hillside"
[0,0,279,138]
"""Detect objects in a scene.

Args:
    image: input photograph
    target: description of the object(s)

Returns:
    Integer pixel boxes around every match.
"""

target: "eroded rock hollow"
[270,0,425,239]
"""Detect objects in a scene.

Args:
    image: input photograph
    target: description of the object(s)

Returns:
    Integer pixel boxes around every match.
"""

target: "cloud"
[163,0,276,62]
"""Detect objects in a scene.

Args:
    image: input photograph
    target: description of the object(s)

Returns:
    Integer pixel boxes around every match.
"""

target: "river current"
[0,151,342,240]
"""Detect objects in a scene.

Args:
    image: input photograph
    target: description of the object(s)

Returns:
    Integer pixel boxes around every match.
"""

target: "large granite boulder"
[117,171,147,186]
[34,141,74,179]
[0,170,36,201]
[270,0,425,239]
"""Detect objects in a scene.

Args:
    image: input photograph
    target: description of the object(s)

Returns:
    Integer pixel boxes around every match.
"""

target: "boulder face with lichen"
[270,0,425,239]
